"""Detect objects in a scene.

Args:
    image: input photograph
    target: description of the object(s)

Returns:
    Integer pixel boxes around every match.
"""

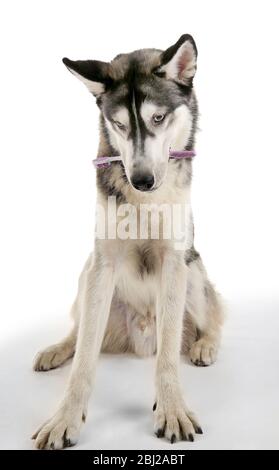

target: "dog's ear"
[158,34,197,85]
[62,58,112,96]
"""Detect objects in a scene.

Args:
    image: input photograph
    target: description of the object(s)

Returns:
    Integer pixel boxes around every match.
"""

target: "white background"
[0,0,279,450]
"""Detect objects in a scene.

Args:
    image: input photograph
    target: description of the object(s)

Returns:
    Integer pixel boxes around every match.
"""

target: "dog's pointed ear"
[158,34,197,85]
[62,58,112,96]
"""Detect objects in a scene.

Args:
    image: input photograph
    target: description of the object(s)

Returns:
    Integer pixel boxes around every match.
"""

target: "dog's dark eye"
[153,114,165,124]
[114,121,126,131]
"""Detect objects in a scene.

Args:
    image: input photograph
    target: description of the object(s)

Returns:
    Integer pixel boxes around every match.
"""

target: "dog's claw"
[156,428,164,438]
[193,359,208,367]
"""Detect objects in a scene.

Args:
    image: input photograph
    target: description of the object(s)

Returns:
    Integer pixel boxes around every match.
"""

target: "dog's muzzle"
[130,172,155,192]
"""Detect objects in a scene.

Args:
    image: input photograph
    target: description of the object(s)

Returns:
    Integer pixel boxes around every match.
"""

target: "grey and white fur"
[32,35,224,449]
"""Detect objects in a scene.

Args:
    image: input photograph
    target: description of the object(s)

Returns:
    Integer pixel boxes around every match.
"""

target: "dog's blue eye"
[153,114,165,124]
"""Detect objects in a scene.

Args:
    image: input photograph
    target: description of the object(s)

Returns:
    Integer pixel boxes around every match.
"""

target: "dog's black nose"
[131,173,154,192]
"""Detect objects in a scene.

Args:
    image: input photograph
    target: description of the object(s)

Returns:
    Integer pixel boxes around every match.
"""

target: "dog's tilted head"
[63,35,198,192]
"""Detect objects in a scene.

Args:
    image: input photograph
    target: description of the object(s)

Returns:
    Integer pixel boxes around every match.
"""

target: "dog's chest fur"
[97,170,192,312]
[117,254,157,311]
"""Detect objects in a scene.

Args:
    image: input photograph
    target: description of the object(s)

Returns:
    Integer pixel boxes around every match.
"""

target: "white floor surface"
[0,297,278,450]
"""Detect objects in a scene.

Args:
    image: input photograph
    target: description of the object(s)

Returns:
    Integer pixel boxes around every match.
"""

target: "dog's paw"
[33,343,74,371]
[190,338,218,367]
[32,407,84,450]
[153,397,202,443]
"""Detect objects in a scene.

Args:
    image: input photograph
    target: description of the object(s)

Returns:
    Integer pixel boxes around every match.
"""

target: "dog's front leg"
[33,254,115,449]
[154,252,202,443]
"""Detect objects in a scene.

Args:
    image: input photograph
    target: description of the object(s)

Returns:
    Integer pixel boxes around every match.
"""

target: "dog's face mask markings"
[63,34,198,192]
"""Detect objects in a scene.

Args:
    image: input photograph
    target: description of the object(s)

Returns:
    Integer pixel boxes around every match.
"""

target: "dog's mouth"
[131,185,158,193]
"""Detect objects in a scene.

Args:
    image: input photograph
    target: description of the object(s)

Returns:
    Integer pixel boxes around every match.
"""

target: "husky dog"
[33,35,224,449]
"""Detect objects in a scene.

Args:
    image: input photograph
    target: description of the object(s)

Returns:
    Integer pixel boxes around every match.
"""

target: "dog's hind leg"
[33,294,80,371]
[33,324,77,371]
[182,249,224,366]
[33,254,92,372]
